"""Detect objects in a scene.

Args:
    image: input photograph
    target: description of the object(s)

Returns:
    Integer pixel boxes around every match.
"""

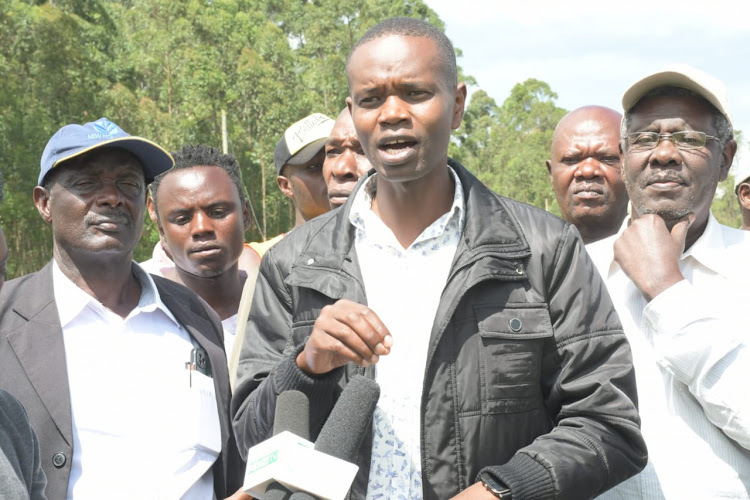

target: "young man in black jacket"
[232,18,646,500]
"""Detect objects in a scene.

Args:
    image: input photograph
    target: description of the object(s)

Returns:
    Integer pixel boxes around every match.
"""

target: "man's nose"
[575,158,602,179]
[191,211,214,236]
[332,151,359,180]
[96,180,123,207]
[649,137,683,167]
[378,96,409,126]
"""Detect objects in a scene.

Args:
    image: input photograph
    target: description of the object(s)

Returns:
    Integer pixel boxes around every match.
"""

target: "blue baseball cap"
[39,117,174,186]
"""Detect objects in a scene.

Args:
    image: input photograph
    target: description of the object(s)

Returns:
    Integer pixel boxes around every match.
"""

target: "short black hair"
[347,17,457,87]
[149,144,247,217]
[621,86,733,146]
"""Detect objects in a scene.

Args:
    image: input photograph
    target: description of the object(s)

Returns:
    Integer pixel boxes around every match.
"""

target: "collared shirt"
[587,213,750,499]
[53,261,220,500]
[139,241,175,277]
[222,313,238,362]
[350,167,465,499]
[141,244,242,357]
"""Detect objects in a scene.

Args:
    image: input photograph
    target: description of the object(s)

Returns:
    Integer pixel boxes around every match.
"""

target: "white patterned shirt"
[587,213,750,499]
[349,167,465,500]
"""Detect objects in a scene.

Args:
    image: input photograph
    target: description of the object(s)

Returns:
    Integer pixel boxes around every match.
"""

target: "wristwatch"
[482,479,512,499]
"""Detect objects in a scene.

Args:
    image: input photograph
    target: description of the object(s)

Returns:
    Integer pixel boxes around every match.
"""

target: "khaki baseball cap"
[622,63,732,128]
[274,113,335,174]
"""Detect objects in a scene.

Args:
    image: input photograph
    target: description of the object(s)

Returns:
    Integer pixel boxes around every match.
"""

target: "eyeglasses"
[625,131,720,152]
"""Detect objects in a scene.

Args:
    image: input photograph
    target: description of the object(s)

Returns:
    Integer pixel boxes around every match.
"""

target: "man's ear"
[33,186,53,224]
[451,82,468,130]
[739,183,750,211]
[545,159,552,176]
[277,175,294,200]
[147,195,158,224]
[719,139,738,182]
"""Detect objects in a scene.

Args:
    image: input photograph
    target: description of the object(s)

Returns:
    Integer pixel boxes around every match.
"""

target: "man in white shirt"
[587,65,750,498]
[144,144,253,361]
[0,118,245,499]
[233,18,646,500]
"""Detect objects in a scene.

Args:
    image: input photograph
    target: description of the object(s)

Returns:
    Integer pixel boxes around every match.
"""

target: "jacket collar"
[7,262,73,446]
[285,160,532,301]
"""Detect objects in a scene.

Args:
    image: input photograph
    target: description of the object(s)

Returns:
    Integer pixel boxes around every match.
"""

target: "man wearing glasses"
[588,64,750,498]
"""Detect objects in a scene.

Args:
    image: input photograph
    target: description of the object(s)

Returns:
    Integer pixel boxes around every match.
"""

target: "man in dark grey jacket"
[0,118,245,499]
[232,18,646,500]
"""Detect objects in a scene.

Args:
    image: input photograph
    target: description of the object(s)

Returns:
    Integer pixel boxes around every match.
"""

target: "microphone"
[285,377,379,500]
[242,379,377,500]
[265,391,310,500]
[314,375,380,463]
[273,390,310,439]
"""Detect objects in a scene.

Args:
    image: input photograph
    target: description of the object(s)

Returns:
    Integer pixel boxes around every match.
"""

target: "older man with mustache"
[588,65,750,499]
[0,118,244,499]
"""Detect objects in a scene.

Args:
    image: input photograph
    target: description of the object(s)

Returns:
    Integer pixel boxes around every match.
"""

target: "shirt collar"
[681,211,731,278]
[348,165,466,250]
[52,260,180,328]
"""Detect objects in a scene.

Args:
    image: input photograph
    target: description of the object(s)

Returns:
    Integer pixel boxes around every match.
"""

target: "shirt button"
[509,318,523,332]
[306,258,314,265]
[515,264,524,275]
[52,452,67,468]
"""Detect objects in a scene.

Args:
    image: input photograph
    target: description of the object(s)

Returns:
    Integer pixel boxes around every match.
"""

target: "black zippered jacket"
[232,160,647,499]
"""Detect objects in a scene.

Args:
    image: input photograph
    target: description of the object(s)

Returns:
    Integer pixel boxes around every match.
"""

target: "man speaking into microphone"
[232,17,646,500]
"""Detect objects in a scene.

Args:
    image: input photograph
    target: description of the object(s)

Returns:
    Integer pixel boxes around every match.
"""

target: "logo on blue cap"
[88,118,123,140]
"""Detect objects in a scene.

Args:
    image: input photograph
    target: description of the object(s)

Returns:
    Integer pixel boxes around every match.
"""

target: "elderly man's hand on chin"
[613,213,694,301]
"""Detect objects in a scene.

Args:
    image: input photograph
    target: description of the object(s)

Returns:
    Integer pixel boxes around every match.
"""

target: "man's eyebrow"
[595,146,620,154]
[167,207,193,216]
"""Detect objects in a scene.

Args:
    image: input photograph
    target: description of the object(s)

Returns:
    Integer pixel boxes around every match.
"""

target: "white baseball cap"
[622,63,732,128]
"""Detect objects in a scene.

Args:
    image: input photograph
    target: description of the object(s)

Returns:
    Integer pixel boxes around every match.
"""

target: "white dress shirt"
[53,261,220,500]
[140,247,241,359]
[587,213,750,499]
[139,241,175,277]
[221,313,238,363]
[349,167,465,500]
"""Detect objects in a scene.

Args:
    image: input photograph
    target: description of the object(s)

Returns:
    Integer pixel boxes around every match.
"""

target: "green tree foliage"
[6,1,737,281]
[454,79,567,214]
[0,0,446,277]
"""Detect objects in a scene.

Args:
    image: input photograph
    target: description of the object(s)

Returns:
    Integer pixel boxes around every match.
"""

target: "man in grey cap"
[0,118,245,499]
[588,65,750,498]
[274,112,335,229]
[244,113,335,263]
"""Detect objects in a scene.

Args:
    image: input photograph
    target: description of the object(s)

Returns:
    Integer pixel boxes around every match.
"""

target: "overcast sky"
[424,0,750,180]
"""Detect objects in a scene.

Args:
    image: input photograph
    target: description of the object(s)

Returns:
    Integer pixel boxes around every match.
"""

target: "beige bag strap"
[228,264,260,391]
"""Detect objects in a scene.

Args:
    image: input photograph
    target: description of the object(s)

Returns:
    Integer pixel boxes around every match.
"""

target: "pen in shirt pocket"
[185,346,212,387]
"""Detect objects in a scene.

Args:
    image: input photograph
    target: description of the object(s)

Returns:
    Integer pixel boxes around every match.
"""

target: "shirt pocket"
[475,304,553,414]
